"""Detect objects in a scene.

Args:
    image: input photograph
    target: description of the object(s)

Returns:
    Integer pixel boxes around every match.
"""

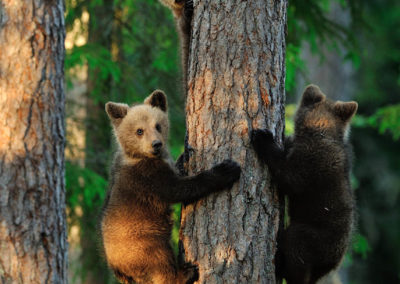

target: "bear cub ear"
[334,101,358,121]
[144,90,168,112]
[105,102,129,126]
[301,84,326,106]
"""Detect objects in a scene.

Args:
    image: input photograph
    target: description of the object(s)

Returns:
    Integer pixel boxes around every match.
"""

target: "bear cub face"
[106,90,170,160]
[294,85,358,141]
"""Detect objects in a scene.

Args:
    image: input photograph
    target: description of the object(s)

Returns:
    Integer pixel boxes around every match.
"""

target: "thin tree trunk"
[0,0,67,283]
[85,0,114,177]
[81,1,115,283]
[180,0,287,283]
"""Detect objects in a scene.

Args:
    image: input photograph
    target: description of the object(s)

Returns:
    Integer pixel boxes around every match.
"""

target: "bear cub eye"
[155,123,162,133]
[136,128,144,136]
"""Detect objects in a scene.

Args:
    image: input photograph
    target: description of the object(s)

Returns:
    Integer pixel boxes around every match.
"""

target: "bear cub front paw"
[251,129,274,152]
[211,160,241,188]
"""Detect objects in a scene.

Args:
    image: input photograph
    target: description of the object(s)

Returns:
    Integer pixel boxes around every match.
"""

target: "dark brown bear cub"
[251,85,357,284]
[101,90,241,284]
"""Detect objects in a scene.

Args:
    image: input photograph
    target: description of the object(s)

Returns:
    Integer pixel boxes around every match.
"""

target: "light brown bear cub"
[101,90,241,284]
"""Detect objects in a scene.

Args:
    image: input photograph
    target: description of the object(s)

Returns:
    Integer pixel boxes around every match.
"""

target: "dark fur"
[101,91,241,284]
[146,90,168,112]
[251,85,357,284]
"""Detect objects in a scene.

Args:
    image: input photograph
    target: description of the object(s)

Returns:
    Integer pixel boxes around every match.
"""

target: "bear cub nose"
[152,140,163,150]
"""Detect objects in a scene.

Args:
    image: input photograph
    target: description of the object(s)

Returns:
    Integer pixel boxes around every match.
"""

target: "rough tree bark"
[0,0,67,283]
[180,0,287,283]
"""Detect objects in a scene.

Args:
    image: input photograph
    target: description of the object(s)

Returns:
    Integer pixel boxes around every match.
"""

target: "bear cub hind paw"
[181,263,199,284]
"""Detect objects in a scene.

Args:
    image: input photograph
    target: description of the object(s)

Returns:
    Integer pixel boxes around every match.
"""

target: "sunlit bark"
[0,0,67,282]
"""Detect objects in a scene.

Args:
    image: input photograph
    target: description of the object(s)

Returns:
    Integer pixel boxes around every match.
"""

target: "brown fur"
[251,85,358,284]
[101,90,241,283]
[159,0,192,96]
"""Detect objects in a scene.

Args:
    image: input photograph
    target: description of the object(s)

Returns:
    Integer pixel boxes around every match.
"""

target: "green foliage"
[65,161,110,282]
[66,161,107,227]
[65,0,87,32]
[66,44,121,93]
[285,0,363,93]
[284,104,297,136]
[352,234,371,260]
[171,203,182,256]
[286,44,305,92]
[353,0,400,109]
[353,105,400,140]
[350,126,400,283]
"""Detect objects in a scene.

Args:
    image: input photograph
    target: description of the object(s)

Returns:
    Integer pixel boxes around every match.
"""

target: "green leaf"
[352,233,371,259]
[284,104,297,136]
[353,104,400,140]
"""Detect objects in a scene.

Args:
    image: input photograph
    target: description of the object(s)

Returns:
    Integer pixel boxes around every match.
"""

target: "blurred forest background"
[63,0,400,283]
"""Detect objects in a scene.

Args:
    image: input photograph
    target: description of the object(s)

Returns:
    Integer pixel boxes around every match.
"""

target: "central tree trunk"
[180,0,287,283]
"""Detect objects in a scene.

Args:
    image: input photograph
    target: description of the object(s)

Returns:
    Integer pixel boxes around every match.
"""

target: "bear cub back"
[251,85,358,284]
